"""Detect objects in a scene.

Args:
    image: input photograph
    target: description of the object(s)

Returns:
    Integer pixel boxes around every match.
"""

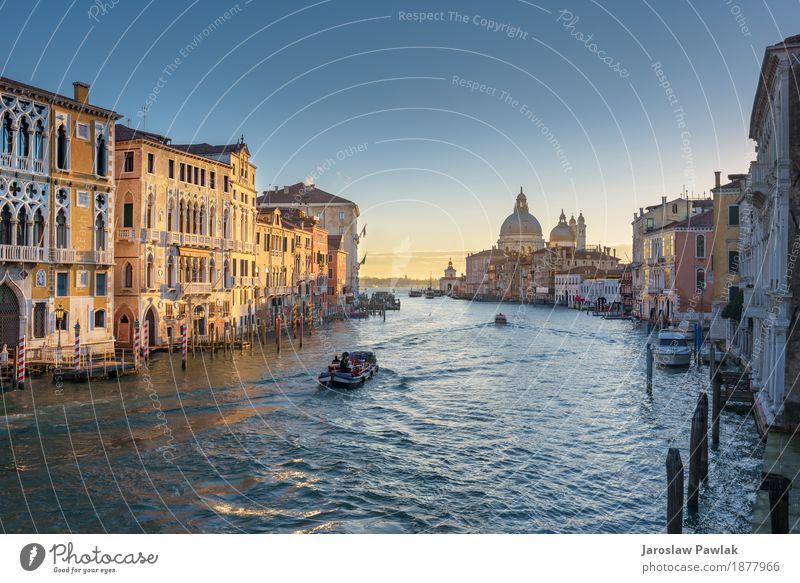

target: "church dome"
[499,189,542,238]
[549,210,576,244]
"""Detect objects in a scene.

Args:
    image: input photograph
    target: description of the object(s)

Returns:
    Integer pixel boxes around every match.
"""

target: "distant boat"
[494,313,508,325]
[653,330,692,367]
[408,289,422,298]
[425,273,436,298]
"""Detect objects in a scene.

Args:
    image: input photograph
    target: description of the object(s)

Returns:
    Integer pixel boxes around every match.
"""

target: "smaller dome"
[550,223,575,242]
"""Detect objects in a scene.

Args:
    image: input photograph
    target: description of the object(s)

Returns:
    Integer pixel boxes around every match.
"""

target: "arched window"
[33,208,44,246]
[192,203,198,234]
[167,257,175,288]
[55,209,68,248]
[17,117,29,157]
[16,207,28,246]
[696,268,705,291]
[123,262,133,288]
[95,213,106,250]
[0,205,12,245]
[167,199,174,231]
[209,206,216,237]
[33,120,44,160]
[56,124,68,169]
[199,204,206,235]
[210,258,217,287]
[0,113,12,154]
[94,309,106,328]
[179,200,185,233]
[223,208,229,238]
[223,259,230,289]
[146,254,154,289]
[146,194,153,229]
[695,234,705,258]
[96,133,107,176]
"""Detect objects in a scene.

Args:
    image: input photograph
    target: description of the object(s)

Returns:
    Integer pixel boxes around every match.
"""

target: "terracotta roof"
[257,182,356,207]
[0,76,121,119]
[115,124,171,144]
[171,142,248,156]
[663,209,714,230]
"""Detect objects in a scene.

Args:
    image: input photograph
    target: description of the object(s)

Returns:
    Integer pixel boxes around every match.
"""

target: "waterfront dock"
[752,431,800,533]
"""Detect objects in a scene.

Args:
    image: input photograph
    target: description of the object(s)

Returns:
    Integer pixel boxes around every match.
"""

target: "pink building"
[642,210,713,325]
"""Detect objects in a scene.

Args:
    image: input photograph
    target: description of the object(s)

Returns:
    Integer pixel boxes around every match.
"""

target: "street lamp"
[54,302,64,364]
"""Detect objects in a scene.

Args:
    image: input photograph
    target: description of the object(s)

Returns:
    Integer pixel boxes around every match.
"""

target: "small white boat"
[494,313,508,325]
[652,331,692,366]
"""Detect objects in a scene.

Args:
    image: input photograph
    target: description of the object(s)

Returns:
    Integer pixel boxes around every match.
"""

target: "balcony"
[183,233,212,248]
[0,244,47,262]
[87,250,114,264]
[238,276,258,288]
[166,232,182,245]
[0,153,46,175]
[117,228,135,242]
[181,282,212,296]
[750,161,771,196]
[140,228,160,243]
[50,248,77,263]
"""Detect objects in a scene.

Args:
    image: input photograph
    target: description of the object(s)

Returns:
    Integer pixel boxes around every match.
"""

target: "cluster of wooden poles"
[665,368,791,533]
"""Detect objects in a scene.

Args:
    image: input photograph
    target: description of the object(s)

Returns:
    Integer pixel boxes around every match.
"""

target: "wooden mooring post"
[299,302,304,349]
[666,447,684,534]
[767,475,791,534]
[688,394,709,510]
[275,315,281,353]
[711,372,721,449]
[646,343,653,389]
[709,343,716,380]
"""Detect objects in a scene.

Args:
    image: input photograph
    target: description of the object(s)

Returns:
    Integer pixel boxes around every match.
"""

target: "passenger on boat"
[328,354,341,372]
[339,352,351,373]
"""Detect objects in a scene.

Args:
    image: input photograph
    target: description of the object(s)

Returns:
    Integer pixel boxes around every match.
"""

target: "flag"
[359,224,367,239]
[359,253,367,266]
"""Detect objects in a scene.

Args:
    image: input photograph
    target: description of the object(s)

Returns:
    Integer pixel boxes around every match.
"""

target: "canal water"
[0,294,762,533]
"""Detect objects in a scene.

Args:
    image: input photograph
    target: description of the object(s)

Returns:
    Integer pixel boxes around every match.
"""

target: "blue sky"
[1,0,797,276]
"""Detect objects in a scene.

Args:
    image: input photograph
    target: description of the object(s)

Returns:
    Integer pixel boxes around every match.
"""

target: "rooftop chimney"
[661,195,667,206]
[73,81,90,104]
[714,171,721,189]
[639,207,644,217]
[283,185,289,194]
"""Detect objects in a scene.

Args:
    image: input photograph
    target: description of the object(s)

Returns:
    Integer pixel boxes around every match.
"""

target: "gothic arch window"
[223,259,230,289]
[223,207,230,238]
[96,133,107,176]
[167,257,175,288]
[199,204,206,235]
[95,213,106,250]
[210,258,217,287]
[123,262,133,288]
[192,202,198,234]
[56,124,68,169]
[17,116,30,157]
[696,268,706,291]
[33,208,44,246]
[16,207,28,246]
[0,205,12,245]
[0,113,12,154]
[695,234,705,258]
[146,194,154,229]
[33,120,44,160]
[167,199,174,231]
[209,205,216,237]
[56,209,68,248]
[146,254,154,289]
[179,199,185,233]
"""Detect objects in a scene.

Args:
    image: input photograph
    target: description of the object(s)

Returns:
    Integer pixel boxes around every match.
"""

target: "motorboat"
[652,331,692,367]
[494,313,508,325]
[318,351,379,388]
[408,289,422,298]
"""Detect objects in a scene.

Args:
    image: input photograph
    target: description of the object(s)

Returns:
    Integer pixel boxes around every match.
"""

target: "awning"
[178,247,210,258]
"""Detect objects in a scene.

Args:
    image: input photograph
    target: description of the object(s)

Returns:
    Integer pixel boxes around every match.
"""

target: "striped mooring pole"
[299,302,304,349]
[133,319,140,369]
[181,323,187,370]
[142,320,150,363]
[74,322,81,369]
[17,335,25,387]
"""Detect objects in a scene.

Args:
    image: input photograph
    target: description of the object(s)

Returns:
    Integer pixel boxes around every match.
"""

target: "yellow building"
[1,78,120,362]
[113,126,257,347]
[710,171,745,340]
[255,208,295,324]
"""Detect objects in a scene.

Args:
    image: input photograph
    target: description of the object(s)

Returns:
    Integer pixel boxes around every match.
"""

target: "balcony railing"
[182,233,212,247]
[750,161,771,195]
[0,153,46,175]
[0,244,47,262]
[166,232,182,245]
[87,250,114,264]
[140,228,160,243]
[181,282,212,295]
[117,228,135,242]
[50,248,77,263]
